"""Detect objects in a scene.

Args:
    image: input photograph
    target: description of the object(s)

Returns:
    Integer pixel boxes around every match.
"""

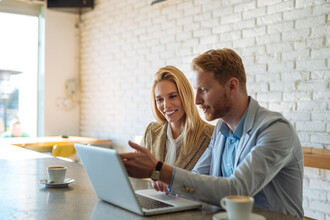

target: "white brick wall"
[303,167,330,219]
[79,0,330,218]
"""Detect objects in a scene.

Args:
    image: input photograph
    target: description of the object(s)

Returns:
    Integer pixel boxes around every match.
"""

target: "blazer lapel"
[234,97,258,168]
[150,123,167,162]
[213,132,226,176]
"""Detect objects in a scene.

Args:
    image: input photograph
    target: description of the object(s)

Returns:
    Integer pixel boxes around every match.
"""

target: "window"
[0,0,43,137]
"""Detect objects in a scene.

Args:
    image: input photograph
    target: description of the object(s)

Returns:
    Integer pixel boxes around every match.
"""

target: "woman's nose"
[163,98,172,109]
[163,99,169,108]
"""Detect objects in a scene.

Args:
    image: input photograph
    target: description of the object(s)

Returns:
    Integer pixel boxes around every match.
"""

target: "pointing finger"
[128,140,148,153]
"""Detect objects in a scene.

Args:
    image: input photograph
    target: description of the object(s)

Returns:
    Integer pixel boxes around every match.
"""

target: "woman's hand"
[152,180,169,195]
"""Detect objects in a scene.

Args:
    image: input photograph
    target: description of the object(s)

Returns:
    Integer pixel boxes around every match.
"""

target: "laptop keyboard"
[136,194,174,209]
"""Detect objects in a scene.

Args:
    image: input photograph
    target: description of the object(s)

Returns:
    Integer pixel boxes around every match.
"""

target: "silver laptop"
[74,143,202,216]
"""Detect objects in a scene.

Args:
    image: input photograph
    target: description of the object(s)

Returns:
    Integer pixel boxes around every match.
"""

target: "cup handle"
[220,198,227,210]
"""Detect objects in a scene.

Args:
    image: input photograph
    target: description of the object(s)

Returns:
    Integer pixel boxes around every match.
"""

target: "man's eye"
[200,88,207,93]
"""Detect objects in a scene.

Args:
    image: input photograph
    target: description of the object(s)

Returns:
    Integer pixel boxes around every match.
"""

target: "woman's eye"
[169,95,177,99]
[156,98,163,102]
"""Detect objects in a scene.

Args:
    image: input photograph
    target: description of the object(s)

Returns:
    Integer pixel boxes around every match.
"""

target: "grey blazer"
[170,97,304,218]
[141,122,214,171]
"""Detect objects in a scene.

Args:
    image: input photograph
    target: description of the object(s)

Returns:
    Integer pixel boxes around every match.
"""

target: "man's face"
[193,70,232,121]
[12,124,23,137]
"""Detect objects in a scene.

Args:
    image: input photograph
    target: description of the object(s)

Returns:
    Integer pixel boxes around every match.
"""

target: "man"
[121,48,304,218]
[1,120,29,138]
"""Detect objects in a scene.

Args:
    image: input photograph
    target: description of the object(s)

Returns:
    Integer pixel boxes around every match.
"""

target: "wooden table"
[1,136,112,152]
[0,144,304,220]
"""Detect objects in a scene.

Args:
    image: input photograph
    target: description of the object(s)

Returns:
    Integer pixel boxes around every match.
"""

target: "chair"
[52,144,77,162]
[25,143,54,152]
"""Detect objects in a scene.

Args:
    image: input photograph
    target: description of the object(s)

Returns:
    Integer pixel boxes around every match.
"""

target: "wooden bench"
[303,147,330,170]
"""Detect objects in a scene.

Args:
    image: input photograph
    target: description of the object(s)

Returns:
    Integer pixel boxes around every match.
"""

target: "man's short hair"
[192,48,247,95]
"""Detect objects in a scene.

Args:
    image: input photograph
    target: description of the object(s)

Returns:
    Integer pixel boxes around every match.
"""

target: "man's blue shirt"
[220,109,247,177]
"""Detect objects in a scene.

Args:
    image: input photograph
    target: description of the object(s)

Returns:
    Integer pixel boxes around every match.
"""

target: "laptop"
[74,143,202,216]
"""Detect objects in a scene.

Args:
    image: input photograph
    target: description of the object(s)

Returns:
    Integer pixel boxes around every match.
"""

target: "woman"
[140,66,214,172]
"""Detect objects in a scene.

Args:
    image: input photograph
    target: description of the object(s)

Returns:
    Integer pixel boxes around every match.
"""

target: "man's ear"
[227,77,239,95]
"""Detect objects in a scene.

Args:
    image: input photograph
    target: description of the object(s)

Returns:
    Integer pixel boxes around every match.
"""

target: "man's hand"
[120,141,158,179]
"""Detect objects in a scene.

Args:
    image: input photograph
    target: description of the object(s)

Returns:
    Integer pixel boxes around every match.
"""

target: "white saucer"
[213,212,266,220]
[38,178,75,188]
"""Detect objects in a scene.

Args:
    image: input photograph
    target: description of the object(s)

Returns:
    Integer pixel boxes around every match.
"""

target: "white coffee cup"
[47,166,67,183]
[220,195,254,220]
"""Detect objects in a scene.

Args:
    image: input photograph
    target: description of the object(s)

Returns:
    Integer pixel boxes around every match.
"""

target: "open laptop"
[74,143,202,216]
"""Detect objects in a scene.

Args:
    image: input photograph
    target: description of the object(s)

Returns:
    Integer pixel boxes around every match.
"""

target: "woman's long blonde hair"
[151,66,206,154]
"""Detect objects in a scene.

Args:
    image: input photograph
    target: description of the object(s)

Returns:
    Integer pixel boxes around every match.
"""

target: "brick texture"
[79,0,330,218]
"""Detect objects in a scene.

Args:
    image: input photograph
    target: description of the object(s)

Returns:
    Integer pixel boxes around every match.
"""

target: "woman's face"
[154,80,185,128]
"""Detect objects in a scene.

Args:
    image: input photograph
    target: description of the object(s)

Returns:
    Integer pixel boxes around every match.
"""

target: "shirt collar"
[219,122,231,138]
[233,108,248,140]
[219,106,249,140]
[167,123,184,143]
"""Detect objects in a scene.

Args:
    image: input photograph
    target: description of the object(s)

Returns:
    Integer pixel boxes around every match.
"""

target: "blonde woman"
[141,66,214,172]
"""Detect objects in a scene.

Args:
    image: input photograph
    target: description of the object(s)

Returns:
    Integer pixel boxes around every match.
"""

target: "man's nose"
[195,92,203,105]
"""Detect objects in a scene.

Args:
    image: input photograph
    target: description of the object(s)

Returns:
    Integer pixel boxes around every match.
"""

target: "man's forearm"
[159,163,173,185]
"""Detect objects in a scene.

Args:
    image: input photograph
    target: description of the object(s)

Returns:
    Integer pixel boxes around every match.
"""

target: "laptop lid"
[75,144,202,216]
[75,144,142,214]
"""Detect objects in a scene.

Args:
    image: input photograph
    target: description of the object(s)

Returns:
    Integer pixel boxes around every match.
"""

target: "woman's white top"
[165,123,184,166]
